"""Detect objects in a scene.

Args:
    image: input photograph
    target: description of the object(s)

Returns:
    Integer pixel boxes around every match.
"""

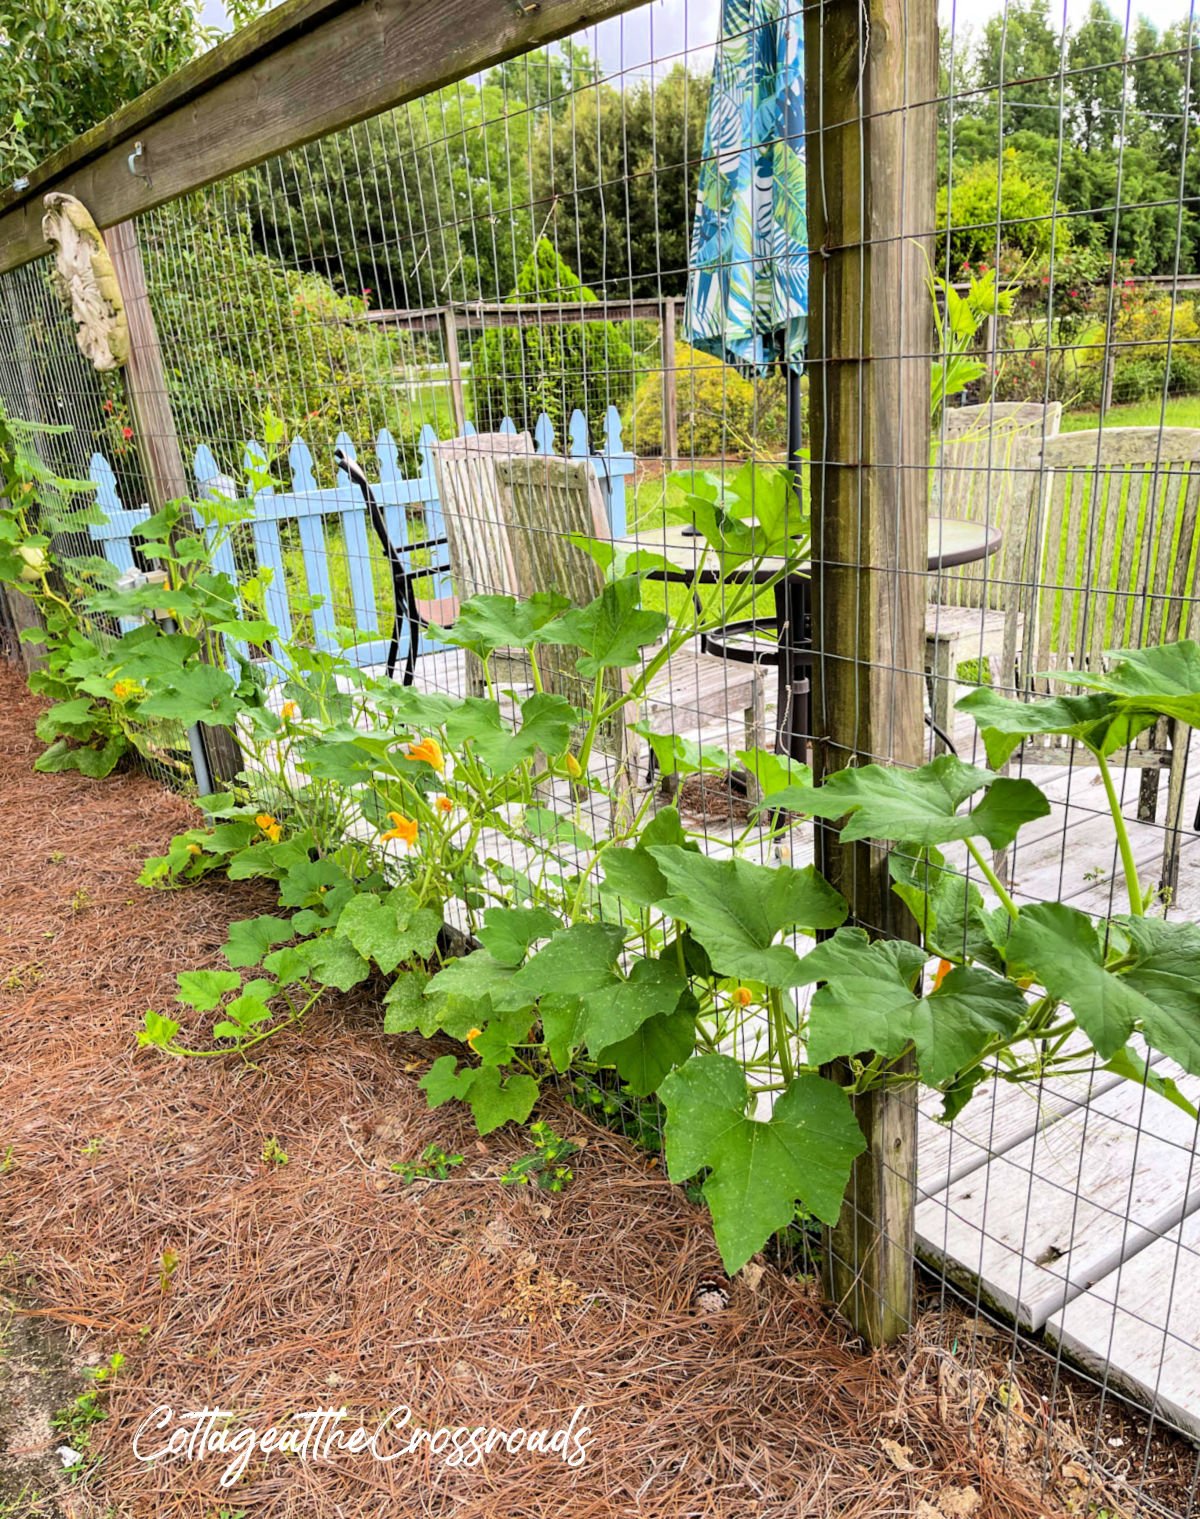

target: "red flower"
[103,399,113,413]
[362,287,373,297]
[122,426,133,440]
[1069,289,1078,297]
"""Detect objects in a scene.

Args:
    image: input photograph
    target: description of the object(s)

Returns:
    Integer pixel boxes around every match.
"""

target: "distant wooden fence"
[87,407,634,672]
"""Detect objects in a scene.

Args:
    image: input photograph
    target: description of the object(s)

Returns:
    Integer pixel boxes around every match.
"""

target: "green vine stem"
[1095,748,1145,916]
[964,837,1019,920]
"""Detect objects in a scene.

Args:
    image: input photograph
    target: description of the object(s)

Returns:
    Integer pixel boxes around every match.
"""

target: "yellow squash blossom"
[381,811,418,847]
[405,736,444,773]
[732,986,753,1007]
[433,794,454,815]
[564,751,583,780]
[112,679,139,701]
[465,1027,483,1049]
[186,842,202,857]
[280,700,299,722]
[932,958,953,991]
[256,813,282,843]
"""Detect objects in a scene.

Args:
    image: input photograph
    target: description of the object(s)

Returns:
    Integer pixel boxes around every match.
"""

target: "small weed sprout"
[51,1352,125,1481]
[159,1247,180,1293]
[261,1137,289,1166]
[501,1122,580,1193]
[390,1142,464,1183]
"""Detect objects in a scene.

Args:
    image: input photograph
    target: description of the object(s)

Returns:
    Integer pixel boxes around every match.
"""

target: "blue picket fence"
[88,407,634,675]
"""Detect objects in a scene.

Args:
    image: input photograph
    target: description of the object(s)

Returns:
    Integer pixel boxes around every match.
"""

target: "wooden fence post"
[106,218,242,784]
[661,296,679,467]
[804,0,938,1345]
[441,307,468,435]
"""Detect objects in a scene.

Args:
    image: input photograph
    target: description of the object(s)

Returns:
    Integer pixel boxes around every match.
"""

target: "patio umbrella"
[682,0,807,467]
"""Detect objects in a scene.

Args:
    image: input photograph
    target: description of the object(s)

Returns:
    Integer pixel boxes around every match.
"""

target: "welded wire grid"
[0,256,200,788]
[0,0,1199,1505]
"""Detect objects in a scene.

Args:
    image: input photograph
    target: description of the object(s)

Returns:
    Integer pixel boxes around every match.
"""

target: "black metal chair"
[335,448,451,686]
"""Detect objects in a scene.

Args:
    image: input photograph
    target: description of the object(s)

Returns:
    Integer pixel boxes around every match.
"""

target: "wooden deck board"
[1046,1210,1200,1442]
[916,1034,1129,1199]
[915,1066,1200,1331]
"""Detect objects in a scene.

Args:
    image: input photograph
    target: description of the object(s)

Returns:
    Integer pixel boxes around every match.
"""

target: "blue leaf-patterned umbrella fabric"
[682,0,807,376]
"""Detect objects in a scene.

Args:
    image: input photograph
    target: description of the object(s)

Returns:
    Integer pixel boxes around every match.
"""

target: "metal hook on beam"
[127,140,152,188]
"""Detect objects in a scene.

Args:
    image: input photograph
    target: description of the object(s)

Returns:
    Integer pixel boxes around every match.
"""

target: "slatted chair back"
[967,427,1200,893]
[429,432,537,692]
[931,401,1062,611]
[494,452,633,765]
[1027,428,1200,698]
[430,432,536,602]
[1012,420,1200,872]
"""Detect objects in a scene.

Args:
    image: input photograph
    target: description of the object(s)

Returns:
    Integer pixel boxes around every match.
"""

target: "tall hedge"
[470,240,635,445]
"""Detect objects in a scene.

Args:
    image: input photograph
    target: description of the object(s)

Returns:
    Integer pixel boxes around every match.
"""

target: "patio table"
[612,516,1002,760]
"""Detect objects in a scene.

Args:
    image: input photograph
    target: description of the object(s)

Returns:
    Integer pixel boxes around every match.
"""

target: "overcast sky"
[200,0,1197,78]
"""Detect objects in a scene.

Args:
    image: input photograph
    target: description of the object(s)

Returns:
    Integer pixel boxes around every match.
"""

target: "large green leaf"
[539,994,588,1071]
[439,591,572,656]
[581,957,686,1052]
[222,915,294,970]
[296,735,380,786]
[335,889,441,975]
[736,749,811,802]
[470,692,578,771]
[309,934,371,992]
[1113,916,1200,1075]
[798,929,1026,1085]
[1008,902,1156,1058]
[419,1057,539,1135]
[660,1054,866,1271]
[956,687,1150,766]
[176,968,242,1011]
[276,858,355,909]
[461,1066,541,1135]
[596,997,697,1096]
[383,969,433,1035]
[1062,641,1200,729]
[136,663,241,727]
[540,576,668,676]
[476,906,561,967]
[426,950,530,1013]
[508,922,625,1000]
[600,806,697,908]
[34,733,127,777]
[647,847,847,985]
[771,755,1049,849]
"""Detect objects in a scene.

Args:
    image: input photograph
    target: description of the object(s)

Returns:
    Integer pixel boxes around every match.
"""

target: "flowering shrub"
[5,399,1200,1277]
[1074,289,1200,404]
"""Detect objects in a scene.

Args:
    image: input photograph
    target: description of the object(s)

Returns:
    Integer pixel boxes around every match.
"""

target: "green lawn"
[1059,394,1200,432]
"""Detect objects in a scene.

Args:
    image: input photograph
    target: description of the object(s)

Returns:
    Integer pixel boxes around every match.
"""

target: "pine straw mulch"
[0,659,1125,1519]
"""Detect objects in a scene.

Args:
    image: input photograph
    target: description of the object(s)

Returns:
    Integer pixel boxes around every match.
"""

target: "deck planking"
[1046,1210,1200,1442]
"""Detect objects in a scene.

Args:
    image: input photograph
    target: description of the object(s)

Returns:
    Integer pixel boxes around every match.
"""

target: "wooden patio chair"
[926,402,1062,739]
[465,450,766,794]
[427,431,538,696]
[1011,426,1200,892]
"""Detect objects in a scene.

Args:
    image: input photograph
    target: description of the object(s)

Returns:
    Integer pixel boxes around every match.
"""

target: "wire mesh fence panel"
[2,0,1200,1508]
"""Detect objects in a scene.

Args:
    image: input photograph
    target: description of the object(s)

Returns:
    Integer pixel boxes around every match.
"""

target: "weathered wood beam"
[361,299,669,331]
[805,0,938,1345]
[0,0,652,277]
